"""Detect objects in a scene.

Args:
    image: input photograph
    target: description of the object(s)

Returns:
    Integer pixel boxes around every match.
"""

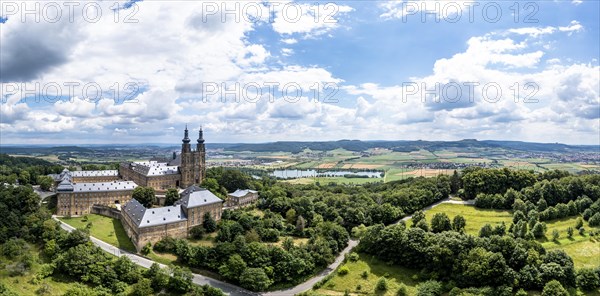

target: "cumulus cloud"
[270,1,353,38]
[343,22,599,143]
[0,4,84,82]
[508,20,583,37]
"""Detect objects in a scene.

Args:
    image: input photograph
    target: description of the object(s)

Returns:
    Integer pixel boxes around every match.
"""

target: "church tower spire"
[197,126,205,144]
[181,125,191,153]
[182,124,191,143]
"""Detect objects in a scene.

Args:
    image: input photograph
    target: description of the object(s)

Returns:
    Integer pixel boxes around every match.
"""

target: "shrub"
[552,229,560,241]
[515,289,528,296]
[567,227,574,238]
[338,266,349,276]
[141,243,152,255]
[417,280,442,296]
[541,280,568,296]
[153,237,177,253]
[348,252,359,262]
[575,217,584,229]
[579,227,586,236]
[1,238,27,259]
[396,283,408,296]
[131,278,153,296]
[577,268,600,291]
[35,283,52,296]
[189,225,206,240]
[431,213,452,233]
[532,222,546,238]
[589,213,600,227]
[313,274,333,290]
[375,277,388,291]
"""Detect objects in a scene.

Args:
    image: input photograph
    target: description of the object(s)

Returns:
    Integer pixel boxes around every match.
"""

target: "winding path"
[52,197,474,295]
[53,217,257,296]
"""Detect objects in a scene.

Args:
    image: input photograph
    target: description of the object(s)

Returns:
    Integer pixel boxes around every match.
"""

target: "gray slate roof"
[228,189,258,198]
[56,179,74,192]
[122,198,188,228]
[71,181,137,192]
[176,186,223,209]
[50,169,117,182]
[71,170,119,177]
[168,153,181,166]
[50,168,72,182]
[130,161,179,176]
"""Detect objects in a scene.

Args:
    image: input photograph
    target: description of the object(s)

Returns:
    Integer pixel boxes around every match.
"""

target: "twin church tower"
[180,125,206,188]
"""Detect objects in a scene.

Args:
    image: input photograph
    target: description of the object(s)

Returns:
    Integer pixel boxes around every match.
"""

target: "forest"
[356,168,600,295]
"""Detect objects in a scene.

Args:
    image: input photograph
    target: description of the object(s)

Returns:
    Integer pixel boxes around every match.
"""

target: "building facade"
[56,178,137,216]
[119,161,180,192]
[226,189,259,208]
[121,185,223,251]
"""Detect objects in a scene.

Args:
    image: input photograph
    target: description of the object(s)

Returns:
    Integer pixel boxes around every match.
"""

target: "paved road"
[34,185,56,205]
[53,216,257,296]
[52,197,475,295]
[263,239,359,296]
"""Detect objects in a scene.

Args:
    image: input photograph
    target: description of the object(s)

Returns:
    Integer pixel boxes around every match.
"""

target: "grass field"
[147,250,178,266]
[414,204,513,235]
[416,204,600,269]
[315,253,421,296]
[266,236,310,248]
[60,214,136,252]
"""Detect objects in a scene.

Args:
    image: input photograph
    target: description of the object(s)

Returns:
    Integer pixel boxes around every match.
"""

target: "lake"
[270,169,383,179]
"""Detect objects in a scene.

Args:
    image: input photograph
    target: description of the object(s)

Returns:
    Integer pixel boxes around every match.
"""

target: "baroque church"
[119,126,206,192]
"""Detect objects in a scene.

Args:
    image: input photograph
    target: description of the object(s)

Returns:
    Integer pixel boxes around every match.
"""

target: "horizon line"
[1,138,599,147]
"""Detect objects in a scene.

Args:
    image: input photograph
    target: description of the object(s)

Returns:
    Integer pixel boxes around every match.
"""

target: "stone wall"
[91,205,121,220]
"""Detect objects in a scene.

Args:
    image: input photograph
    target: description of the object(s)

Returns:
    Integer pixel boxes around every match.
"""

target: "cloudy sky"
[1,0,598,144]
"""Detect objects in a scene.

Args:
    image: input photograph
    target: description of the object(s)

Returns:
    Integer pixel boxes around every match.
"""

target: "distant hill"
[0,146,94,154]
[1,140,598,155]
[210,139,600,154]
[0,153,56,166]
